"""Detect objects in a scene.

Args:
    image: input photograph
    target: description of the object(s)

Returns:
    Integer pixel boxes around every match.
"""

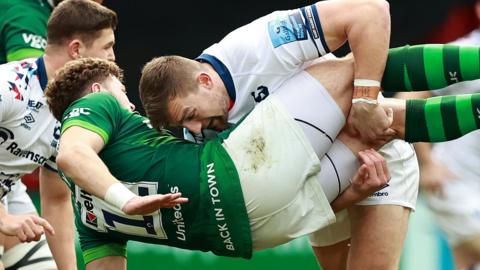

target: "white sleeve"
[204,4,329,76]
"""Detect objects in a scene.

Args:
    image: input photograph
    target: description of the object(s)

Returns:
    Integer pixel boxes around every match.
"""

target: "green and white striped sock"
[382,44,480,92]
[405,93,480,142]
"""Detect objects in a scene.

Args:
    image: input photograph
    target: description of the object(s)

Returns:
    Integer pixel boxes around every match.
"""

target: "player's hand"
[420,159,456,196]
[0,214,55,242]
[122,193,189,215]
[347,103,396,146]
[350,149,390,200]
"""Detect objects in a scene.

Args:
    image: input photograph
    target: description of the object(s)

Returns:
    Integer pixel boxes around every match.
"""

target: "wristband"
[352,98,378,105]
[353,79,381,100]
[104,183,136,210]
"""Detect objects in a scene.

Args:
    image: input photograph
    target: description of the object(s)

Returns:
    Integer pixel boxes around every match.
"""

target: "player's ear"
[67,39,82,60]
[90,83,102,93]
[198,72,212,89]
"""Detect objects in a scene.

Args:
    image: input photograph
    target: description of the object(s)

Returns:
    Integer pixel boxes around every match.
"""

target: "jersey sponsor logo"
[250,85,269,103]
[24,113,35,124]
[4,142,48,165]
[27,99,44,113]
[75,183,168,240]
[0,127,14,145]
[22,33,47,50]
[170,186,186,241]
[64,108,91,120]
[51,122,61,149]
[304,6,319,40]
[80,189,98,227]
[206,163,236,251]
[268,11,307,48]
[370,184,390,197]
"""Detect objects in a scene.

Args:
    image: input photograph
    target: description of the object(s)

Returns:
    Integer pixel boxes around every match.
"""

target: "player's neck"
[43,47,72,81]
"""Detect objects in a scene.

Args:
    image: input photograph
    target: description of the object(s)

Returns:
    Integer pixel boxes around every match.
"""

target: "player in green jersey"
[46,58,392,270]
[0,0,52,64]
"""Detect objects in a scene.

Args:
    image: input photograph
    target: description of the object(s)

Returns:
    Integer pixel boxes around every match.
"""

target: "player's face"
[168,88,229,133]
[81,28,116,61]
[96,76,135,111]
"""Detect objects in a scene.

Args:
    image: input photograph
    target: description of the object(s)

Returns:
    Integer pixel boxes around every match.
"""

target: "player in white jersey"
[400,2,480,268]
[138,2,417,269]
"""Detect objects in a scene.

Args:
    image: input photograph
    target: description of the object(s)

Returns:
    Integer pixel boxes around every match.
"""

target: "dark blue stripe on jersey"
[35,57,48,91]
[196,54,236,104]
[300,7,321,58]
[43,163,58,173]
[310,4,330,54]
[325,154,341,198]
[294,118,333,143]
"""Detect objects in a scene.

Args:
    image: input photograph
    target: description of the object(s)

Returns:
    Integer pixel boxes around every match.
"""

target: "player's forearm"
[57,142,119,200]
[330,186,365,213]
[39,168,77,270]
[41,197,76,270]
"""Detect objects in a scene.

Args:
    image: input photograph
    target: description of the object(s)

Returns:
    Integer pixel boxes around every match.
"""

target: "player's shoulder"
[0,58,39,88]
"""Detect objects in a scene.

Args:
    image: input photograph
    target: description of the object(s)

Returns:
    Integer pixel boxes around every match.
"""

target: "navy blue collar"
[196,54,236,106]
[35,57,48,91]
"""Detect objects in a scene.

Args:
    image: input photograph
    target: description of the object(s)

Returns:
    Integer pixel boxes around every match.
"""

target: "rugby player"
[47,57,392,270]
[136,2,480,268]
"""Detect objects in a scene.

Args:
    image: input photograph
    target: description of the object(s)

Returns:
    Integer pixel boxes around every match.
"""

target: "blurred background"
[23,0,480,269]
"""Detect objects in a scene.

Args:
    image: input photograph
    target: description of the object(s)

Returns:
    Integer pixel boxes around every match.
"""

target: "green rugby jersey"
[60,93,252,259]
[0,0,51,63]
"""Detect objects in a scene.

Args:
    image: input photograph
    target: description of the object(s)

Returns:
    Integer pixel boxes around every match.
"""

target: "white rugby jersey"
[199,4,329,123]
[186,4,329,142]
[431,30,480,181]
[0,57,58,197]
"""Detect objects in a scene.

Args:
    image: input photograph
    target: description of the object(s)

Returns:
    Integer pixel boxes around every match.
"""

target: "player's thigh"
[305,56,354,116]
[86,256,126,270]
[347,204,410,270]
[312,239,350,270]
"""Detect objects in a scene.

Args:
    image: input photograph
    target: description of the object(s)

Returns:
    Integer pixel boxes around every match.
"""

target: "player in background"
[0,0,118,269]
[398,1,480,269]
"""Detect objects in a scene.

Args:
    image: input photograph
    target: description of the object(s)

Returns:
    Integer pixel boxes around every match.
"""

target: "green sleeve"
[61,93,122,145]
[2,3,50,62]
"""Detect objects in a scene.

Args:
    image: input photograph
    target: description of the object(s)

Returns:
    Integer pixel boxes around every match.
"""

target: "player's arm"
[57,126,188,215]
[39,167,76,270]
[0,200,54,242]
[316,0,396,143]
[6,48,44,62]
[395,92,455,194]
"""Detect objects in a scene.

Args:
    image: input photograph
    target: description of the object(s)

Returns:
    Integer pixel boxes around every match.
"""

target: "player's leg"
[453,238,480,270]
[86,256,126,270]
[82,242,127,270]
[347,205,410,270]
